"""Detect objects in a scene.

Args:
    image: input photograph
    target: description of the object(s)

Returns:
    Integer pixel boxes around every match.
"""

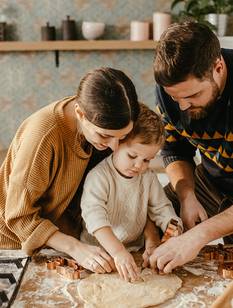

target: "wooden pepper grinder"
[61,15,77,40]
[41,22,56,41]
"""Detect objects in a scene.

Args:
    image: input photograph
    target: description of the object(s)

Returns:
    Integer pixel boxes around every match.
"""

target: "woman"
[0,67,139,273]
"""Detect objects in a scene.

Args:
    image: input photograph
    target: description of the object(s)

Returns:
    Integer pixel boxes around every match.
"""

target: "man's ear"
[75,104,85,120]
[214,56,224,75]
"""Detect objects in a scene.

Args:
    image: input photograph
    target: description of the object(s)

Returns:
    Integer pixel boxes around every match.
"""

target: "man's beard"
[183,80,221,120]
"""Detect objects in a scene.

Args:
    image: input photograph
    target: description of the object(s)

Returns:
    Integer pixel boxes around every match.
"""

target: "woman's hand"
[72,242,115,273]
[113,248,140,282]
[46,231,115,273]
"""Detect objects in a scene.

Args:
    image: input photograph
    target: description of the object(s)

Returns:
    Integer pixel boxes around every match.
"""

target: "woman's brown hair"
[77,67,140,129]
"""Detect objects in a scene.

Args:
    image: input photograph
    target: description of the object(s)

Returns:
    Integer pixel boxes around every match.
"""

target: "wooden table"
[12,247,233,308]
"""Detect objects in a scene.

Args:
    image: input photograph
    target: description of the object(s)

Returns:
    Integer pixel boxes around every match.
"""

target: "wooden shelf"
[0,40,157,52]
[0,37,232,52]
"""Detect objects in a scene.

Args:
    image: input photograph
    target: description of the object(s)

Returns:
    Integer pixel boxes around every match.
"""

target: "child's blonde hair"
[123,103,164,145]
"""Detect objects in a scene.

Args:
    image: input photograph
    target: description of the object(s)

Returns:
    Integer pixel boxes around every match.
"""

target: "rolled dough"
[78,268,182,308]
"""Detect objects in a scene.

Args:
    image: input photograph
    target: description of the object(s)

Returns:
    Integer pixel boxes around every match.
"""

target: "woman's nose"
[108,138,119,151]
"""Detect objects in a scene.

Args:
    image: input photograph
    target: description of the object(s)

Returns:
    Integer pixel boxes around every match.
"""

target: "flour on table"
[183,265,206,276]
[207,280,230,297]
[78,268,182,308]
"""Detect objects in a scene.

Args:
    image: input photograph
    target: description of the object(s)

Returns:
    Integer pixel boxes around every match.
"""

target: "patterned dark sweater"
[155,49,233,196]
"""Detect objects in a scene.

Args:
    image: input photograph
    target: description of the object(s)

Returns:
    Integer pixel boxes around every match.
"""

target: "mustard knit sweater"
[0,96,92,255]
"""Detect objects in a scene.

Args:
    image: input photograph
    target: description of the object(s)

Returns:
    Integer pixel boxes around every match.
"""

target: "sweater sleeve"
[155,85,196,167]
[81,165,111,235]
[147,172,183,232]
[5,126,59,255]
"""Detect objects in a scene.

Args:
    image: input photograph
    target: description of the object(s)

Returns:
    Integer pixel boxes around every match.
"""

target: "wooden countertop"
[12,247,233,307]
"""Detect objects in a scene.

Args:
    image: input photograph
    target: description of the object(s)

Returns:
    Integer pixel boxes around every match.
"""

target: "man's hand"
[181,194,208,230]
[113,248,140,282]
[148,231,203,273]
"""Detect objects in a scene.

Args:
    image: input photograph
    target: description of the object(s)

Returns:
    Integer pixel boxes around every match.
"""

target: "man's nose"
[179,99,192,111]
[108,138,119,151]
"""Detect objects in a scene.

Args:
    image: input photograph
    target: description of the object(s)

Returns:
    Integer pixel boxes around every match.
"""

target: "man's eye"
[144,159,150,163]
[128,154,136,159]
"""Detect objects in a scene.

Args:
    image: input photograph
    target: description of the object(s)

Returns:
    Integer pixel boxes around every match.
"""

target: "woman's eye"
[119,135,127,140]
[128,154,136,159]
[144,159,150,163]
[99,134,108,139]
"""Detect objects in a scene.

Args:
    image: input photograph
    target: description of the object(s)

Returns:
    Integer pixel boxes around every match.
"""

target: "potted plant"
[212,0,233,14]
[171,0,215,23]
[205,0,233,36]
[171,0,233,35]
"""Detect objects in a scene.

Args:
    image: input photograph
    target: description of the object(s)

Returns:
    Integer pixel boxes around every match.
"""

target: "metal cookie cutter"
[46,257,88,280]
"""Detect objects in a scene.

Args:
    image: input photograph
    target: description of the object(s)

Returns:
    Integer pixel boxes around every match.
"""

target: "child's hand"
[142,239,160,268]
[113,249,140,282]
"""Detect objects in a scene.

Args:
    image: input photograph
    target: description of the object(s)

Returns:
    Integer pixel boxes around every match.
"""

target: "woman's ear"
[75,104,85,121]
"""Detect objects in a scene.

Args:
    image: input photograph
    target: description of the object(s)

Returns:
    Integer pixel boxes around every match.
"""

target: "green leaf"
[171,0,184,10]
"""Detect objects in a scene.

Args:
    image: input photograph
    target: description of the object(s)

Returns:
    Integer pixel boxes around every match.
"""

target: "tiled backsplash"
[0,0,172,149]
[0,0,232,149]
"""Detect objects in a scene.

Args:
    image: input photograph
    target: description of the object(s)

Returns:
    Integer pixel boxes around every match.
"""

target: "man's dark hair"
[153,21,221,86]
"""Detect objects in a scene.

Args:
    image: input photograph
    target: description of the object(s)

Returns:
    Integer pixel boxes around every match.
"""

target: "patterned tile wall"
[0,0,172,149]
[0,1,232,149]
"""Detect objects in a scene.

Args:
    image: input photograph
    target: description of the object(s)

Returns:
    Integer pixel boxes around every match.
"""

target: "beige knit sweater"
[0,96,92,255]
[81,155,183,251]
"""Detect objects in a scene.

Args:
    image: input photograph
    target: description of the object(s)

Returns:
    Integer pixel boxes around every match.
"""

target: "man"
[149,21,233,273]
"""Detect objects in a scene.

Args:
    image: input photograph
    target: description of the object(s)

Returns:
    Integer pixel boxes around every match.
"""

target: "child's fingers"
[126,263,138,281]
[116,264,125,280]
[121,265,130,281]
[132,260,140,275]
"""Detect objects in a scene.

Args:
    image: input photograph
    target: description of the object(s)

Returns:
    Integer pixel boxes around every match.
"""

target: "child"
[80,103,183,281]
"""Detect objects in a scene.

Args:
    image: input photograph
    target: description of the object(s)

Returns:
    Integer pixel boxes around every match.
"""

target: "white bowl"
[82,21,105,40]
